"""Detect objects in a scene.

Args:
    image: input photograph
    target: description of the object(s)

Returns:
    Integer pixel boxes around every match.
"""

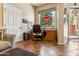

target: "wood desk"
[29,29,57,42]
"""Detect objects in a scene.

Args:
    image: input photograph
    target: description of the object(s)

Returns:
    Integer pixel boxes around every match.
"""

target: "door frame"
[67,6,79,40]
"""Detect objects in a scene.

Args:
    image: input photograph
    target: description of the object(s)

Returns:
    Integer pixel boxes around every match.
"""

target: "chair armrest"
[6,34,15,42]
[6,34,16,49]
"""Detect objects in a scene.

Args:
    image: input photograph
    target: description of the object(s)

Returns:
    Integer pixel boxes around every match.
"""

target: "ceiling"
[32,3,79,7]
[11,3,79,9]
[64,3,79,8]
[10,3,46,9]
[31,3,46,7]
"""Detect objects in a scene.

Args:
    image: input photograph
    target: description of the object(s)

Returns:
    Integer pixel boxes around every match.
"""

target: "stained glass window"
[38,8,57,29]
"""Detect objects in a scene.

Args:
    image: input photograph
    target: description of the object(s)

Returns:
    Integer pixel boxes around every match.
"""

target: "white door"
[3,4,22,34]
[3,4,23,42]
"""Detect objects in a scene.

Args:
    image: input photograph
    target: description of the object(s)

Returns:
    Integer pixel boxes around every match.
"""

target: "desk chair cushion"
[33,25,42,34]
[33,24,44,41]
[33,33,42,36]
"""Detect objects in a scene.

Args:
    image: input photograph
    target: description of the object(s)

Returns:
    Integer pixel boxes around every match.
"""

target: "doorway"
[68,7,79,39]
[64,6,79,43]
[65,6,79,43]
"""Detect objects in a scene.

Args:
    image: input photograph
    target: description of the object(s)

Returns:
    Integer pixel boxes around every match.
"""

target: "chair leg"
[23,41,27,48]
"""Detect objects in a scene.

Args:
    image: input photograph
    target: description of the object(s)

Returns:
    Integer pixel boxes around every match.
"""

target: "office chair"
[32,24,43,41]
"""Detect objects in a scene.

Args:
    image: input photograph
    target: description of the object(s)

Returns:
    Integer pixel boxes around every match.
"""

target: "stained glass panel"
[38,8,57,29]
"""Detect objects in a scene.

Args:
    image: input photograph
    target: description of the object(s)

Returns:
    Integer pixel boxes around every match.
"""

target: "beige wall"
[22,4,35,24]
[35,3,57,24]
[0,3,3,27]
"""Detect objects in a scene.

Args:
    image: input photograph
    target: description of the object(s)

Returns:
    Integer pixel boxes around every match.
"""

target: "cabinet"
[44,30,57,42]
[70,25,76,35]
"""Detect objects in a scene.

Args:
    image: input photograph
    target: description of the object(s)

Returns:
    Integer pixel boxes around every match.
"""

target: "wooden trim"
[2,3,4,27]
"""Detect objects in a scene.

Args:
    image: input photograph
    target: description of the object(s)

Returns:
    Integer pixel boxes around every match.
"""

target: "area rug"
[0,48,37,56]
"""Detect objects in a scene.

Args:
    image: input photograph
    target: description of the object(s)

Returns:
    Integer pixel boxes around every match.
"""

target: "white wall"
[11,3,35,24]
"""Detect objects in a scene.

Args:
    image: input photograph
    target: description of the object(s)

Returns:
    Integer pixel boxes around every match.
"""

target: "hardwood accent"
[16,39,79,56]
[43,30,57,42]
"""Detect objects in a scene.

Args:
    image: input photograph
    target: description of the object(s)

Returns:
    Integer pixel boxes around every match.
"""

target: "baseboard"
[57,42,64,45]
